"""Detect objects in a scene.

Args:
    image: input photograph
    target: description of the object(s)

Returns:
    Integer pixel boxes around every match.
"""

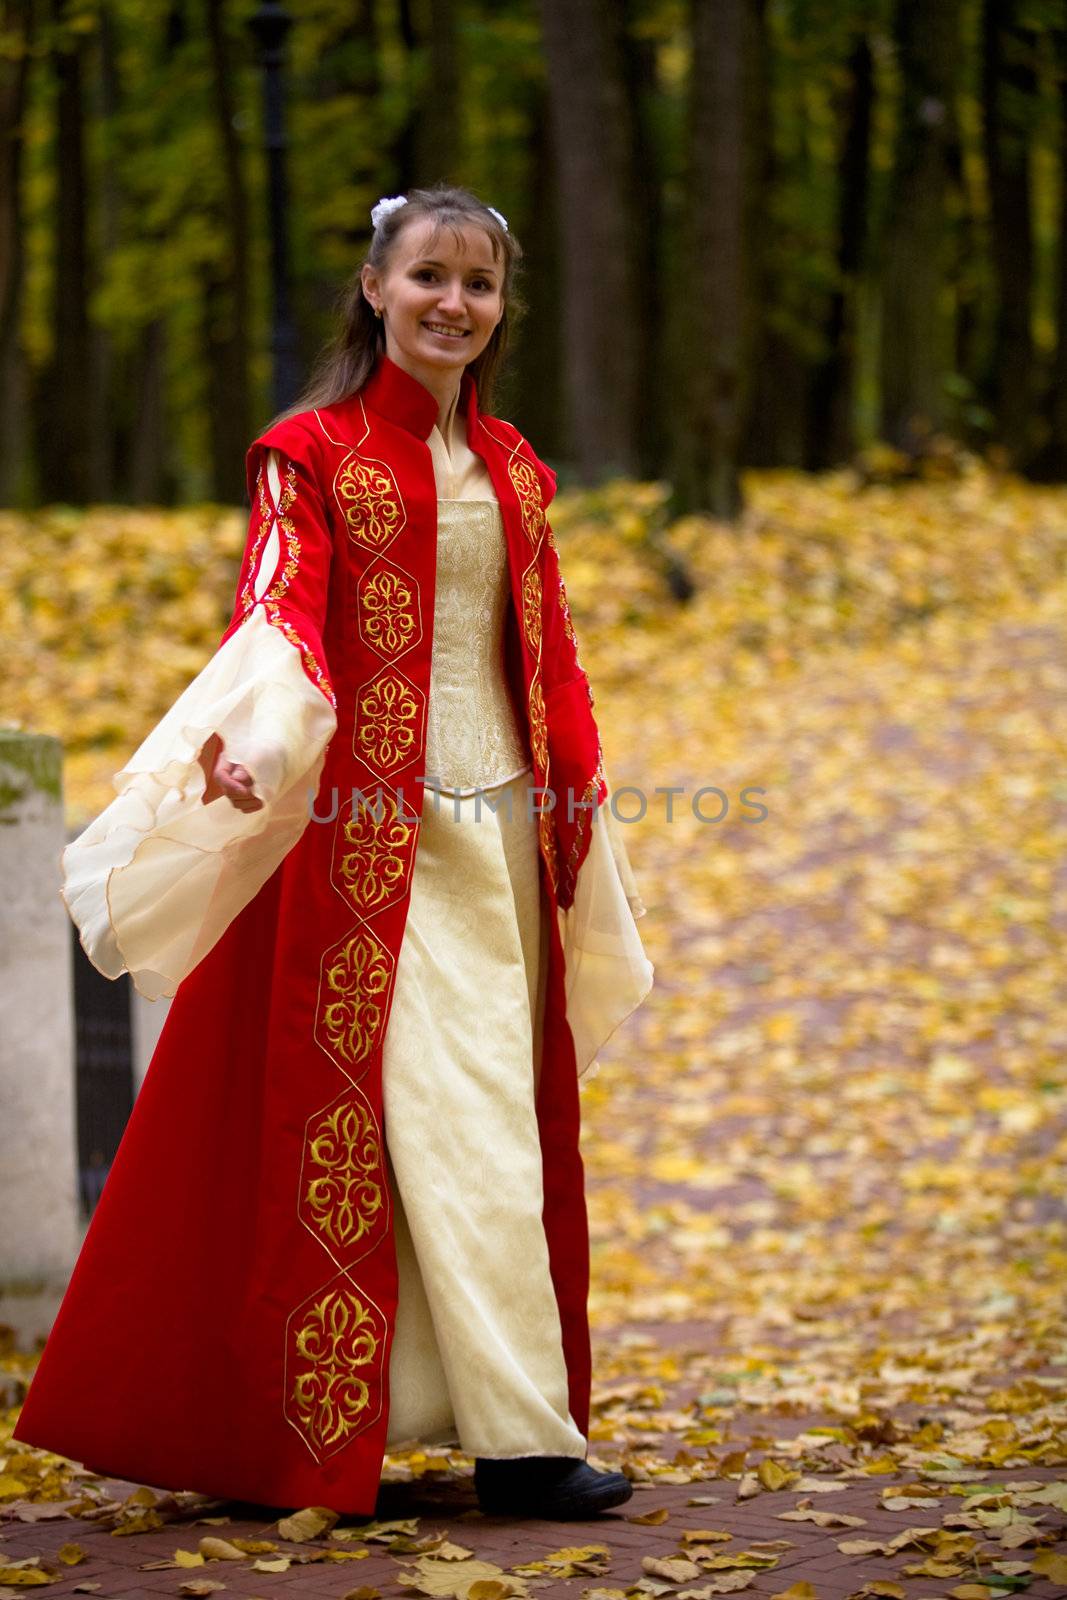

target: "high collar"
[359,353,480,442]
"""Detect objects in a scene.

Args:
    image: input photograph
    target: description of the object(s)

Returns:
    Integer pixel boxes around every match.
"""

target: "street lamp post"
[248,2,300,414]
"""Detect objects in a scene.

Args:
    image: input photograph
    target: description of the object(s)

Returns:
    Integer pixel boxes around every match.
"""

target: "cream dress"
[60,388,654,1460]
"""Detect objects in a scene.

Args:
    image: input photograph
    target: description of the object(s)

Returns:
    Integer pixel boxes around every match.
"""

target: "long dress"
[381,395,586,1456]
[21,382,652,1487]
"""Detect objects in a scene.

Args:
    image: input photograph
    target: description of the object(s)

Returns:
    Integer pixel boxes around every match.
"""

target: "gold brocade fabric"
[423,500,530,795]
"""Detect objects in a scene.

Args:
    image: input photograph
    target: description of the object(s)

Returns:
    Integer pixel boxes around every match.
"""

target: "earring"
[374,305,383,319]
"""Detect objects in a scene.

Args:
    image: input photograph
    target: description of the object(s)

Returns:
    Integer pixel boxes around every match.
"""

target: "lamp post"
[248,1,300,413]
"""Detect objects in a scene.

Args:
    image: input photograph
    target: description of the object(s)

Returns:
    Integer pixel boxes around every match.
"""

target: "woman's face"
[361,216,505,387]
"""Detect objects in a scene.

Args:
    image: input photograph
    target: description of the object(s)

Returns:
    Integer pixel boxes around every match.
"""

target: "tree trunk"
[981,0,1037,467]
[879,0,961,453]
[538,0,641,480]
[678,0,763,518]
[0,0,33,504]
[41,0,96,503]
[418,0,459,184]
[128,319,168,504]
[622,7,666,479]
[509,84,564,455]
[805,33,873,470]
[1038,25,1067,476]
[205,0,252,503]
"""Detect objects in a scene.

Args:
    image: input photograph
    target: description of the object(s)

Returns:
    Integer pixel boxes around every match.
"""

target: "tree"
[879,0,961,452]
[678,0,764,518]
[538,0,641,480]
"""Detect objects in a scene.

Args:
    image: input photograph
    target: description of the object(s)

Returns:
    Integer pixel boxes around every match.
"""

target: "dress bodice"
[424,499,531,796]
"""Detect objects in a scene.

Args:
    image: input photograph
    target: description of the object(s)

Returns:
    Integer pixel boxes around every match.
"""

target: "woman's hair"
[264,183,524,431]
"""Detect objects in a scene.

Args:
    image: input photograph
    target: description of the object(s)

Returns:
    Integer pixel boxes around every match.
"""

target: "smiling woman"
[15,184,653,1523]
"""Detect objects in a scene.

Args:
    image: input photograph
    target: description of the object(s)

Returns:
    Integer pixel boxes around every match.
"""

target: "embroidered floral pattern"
[355,668,424,775]
[300,1092,386,1256]
[337,458,405,550]
[527,672,548,776]
[284,1280,386,1458]
[538,806,559,895]
[333,787,416,914]
[316,927,393,1071]
[263,601,336,708]
[507,454,545,546]
[239,469,275,618]
[358,566,419,658]
[564,752,605,900]
[521,565,543,655]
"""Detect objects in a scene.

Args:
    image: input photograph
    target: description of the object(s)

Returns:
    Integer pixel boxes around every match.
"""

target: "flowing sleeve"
[61,447,338,1001]
[558,761,654,1081]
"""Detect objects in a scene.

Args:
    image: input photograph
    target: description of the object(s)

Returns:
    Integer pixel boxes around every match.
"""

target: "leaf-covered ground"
[1,464,1065,1594]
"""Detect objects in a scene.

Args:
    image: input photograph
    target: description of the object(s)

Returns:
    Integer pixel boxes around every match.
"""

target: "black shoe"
[474,1455,633,1518]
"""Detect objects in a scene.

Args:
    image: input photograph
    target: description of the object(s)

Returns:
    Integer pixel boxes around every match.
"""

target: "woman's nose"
[437,279,465,314]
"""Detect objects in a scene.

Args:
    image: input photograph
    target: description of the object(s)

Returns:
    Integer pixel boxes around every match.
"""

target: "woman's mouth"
[423,322,470,339]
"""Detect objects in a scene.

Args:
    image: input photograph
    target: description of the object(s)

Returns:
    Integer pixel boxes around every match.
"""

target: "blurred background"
[5,0,1067,516]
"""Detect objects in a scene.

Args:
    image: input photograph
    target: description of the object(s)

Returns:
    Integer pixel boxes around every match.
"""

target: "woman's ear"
[361,264,380,313]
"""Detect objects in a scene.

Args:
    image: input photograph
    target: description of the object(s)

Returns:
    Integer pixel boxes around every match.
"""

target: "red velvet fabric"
[13,356,603,1515]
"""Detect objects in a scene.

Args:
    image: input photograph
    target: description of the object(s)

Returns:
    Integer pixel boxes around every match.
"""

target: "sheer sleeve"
[61,448,338,1001]
[558,761,654,1080]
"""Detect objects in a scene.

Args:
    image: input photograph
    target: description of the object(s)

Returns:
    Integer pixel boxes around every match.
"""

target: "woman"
[13,185,653,1521]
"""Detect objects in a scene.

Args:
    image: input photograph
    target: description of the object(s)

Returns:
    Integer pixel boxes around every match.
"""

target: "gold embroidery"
[527,672,548,776]
[239,469,273,617]
[522,565,543,655]
[565,756,604,894]
[507,454,545,546]
[264,461,300,602]
[355,668,424,774]
[338,458,404,550]
[263,601,336,709]
[538,805,559,894]
[316,927,393,1070]
[333,787,416,914]
[359,566,419,658]
[285,1281,386,1458]
[300,1093,385,1255]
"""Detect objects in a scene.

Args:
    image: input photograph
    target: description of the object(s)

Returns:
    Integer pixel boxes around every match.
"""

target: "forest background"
[4,0,1067,521]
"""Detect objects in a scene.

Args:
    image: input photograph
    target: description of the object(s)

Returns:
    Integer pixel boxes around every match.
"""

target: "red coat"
[13,356,607,1514]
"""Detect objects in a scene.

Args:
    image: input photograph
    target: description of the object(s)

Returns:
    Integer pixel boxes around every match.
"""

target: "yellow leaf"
[276,1506,339,1542]
[198,1536,247,1561]
[1032,1551,1067,1583]
[642,1557,701,1582]
[757,1461,793,1491]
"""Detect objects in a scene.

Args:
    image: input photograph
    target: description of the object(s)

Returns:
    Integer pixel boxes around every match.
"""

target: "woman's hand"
[198,732,264,812]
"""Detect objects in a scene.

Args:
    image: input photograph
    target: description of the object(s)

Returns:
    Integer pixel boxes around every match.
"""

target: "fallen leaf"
[198,1536,246,1561]
[642,1556,701,1582]
[276,1506,339,1542]
[777,1510,867,1528]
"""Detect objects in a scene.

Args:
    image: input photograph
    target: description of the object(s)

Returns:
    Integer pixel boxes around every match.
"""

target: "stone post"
[0,731,82,1350]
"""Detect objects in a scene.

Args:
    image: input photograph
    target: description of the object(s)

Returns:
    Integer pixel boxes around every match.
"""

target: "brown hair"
[264,183,524,431]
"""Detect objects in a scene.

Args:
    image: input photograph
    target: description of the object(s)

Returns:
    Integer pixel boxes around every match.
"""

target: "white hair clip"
[371,195,409,229]
[487,206,509,232]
